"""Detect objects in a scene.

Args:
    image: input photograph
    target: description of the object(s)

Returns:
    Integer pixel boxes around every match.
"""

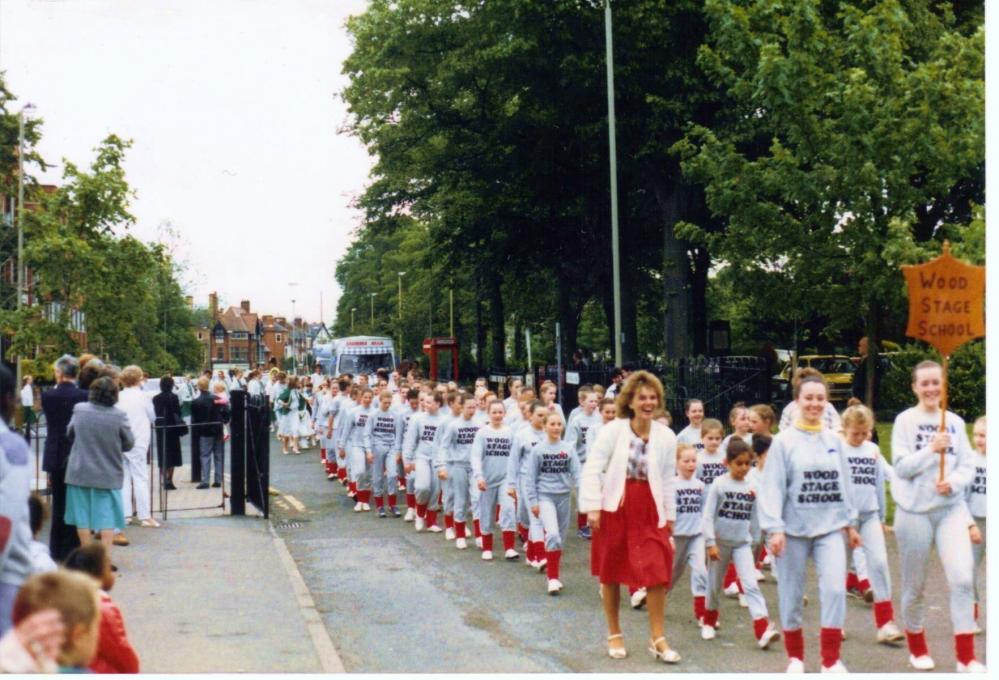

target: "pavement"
[269,440,989,673]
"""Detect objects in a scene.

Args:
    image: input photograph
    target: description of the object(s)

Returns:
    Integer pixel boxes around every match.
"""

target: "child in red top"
[64,542,140,674]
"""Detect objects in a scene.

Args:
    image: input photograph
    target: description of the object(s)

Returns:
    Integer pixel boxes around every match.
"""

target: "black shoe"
[212,482,221,488]
[164,482,177,490]
[377,507,387,518]
[391,507,402,518]
[196,483,210,489]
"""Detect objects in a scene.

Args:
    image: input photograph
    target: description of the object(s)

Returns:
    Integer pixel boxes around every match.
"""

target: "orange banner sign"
[902,241,985,358]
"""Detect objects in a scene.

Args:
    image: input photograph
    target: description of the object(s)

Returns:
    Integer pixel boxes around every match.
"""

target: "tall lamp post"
[604,0,623,366]
[15,103,35,392]
[370,292,376,327]
[288,282,298,374]
[351,307,357,332]
[397,272,406,359]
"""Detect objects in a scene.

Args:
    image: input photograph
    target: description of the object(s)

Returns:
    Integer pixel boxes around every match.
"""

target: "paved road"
[269,441,987,673]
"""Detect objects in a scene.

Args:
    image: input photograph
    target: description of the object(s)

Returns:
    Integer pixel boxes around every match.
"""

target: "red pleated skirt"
[591,479,673,589]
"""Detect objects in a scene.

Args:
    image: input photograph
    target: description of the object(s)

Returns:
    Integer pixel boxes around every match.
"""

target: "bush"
[880,341,985,421]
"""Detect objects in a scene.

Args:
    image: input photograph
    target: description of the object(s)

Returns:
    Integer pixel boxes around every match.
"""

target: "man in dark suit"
[190,377,229,490]
[41,354,89,561]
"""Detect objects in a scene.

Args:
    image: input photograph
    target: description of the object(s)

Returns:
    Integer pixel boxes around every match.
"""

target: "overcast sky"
[0,0,371,322]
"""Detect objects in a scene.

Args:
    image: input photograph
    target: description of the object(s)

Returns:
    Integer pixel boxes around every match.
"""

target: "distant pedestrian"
[19,376,35,444]
[41,355,89,561]
[191,377,229,489]
[117,367,159,530]
[64,376,135,559]
[152,377,185,491]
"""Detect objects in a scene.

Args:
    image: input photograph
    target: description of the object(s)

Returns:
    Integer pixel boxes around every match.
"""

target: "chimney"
[240,300,250,313]
[208,292,218,321]
[184,295,194,309]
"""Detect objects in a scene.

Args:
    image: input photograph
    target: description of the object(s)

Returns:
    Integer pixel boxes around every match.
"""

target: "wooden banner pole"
[939,354,949,482]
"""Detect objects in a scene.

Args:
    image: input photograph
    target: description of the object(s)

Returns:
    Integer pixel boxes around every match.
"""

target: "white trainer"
[956,660,987,673]
[757,624,780,650]
[535,558,548,572]
[786,658,805,673]
[481,550,494,561]
[738,593,748,608]
[876,621,904,644]
[445,527,456,541]
[504,549,519,560]
[428,524,443,533]
[475,537,483,549]
[353,502,363,512]
[724,582,740,598]
[630,588,647,609]
[755,568,766,582]
[547,579,563,595]
[820,660,847,673]
[909,655,935,671]
[700,624,716,641]
[455,537,467,550]
[361,503,371,511]
[403,508,415,522]
[414,516,425,532]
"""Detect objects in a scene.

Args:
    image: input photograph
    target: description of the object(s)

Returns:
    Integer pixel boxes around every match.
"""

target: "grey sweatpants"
[442,472,454,516]
[972,517,986,604]
[519,478,545,543]
[478,484,517,534]
[775,531,846,631]
[670,534,708,597]
[894,505,975,634]
[447,462,472,523]
[538,492,571,552]
[414,458,441,511]
[371,445,397,501]
[857,511,891,603]
[707,542,769,621]
[198,435,223,484]
[348,445,371,491]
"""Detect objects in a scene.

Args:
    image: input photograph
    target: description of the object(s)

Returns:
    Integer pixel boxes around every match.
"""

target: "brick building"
[193,293,291,371]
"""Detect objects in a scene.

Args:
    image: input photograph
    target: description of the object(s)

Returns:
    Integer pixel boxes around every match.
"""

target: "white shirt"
[19,384,33,407]
[117,386,156,451]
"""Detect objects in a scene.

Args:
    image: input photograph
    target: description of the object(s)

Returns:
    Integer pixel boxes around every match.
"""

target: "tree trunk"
[475,280,486,376]
[513,316,524,363]
[691,245,710,356]
[489,275,506,370]
[865,301,881,410]
[652,177,694,360]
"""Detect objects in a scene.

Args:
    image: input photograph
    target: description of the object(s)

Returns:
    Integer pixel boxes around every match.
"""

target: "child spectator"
[64,542,139,673]
[27,494,57,574]
[11,571,101,672]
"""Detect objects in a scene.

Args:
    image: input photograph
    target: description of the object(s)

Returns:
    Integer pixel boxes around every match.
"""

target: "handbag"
[172,410,189,437]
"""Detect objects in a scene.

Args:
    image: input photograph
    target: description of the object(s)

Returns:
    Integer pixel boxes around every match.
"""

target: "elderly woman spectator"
[64,377,135,557]
[41,355,90,562]
[117,366,159,531]
[1,364,33,633]
[580,370,680,664]
[152,377,185,491]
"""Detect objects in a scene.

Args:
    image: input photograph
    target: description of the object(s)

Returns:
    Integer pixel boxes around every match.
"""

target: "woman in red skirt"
[580,370,680,664]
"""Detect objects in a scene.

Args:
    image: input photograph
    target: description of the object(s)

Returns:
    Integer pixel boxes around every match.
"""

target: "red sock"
[820,628,842,668]
[445,514,454,530]
[398,475,405,486]
[362,490,372,503]
[955,633,976,665]
[546,550,562,579]
[482,534,493,552]
[349,481,357,494]
[502,531,516,552]
[784,628,804,661]
[873,600,894,628]
[338,467,347,481]
[577,512,587,529]
[320,448,326,459]
[846,571,859,590]
[906,630,929,658]
[693,596,706,621]
[427,511,438,527]
[456,521,466,539]
[724,563,737,587]
[753,617,770,640]
[526,541,535,562]
[416,503,427,519]
[473,519,481,538]
[858,578,871,593]
[535,542,546,562]
[702,609,720,628]
[387,495,397,509]
[375,496,384,509]
[407,493,416,509]
[518,524,528,543]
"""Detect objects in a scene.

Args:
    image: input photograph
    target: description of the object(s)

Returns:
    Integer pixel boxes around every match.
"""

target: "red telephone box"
[422,336,459,382]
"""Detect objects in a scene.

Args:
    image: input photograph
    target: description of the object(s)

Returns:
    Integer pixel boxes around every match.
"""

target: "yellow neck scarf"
[795,420,823,433]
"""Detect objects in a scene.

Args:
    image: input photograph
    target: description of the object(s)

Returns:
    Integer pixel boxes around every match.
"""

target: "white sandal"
[648,637,680,664]
[607,633,627,659]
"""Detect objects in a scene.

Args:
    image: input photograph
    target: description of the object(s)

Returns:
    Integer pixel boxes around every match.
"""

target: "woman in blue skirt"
[65,376,135,557]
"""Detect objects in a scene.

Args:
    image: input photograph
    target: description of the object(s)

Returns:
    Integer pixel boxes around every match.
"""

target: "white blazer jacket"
[579,418,677,527]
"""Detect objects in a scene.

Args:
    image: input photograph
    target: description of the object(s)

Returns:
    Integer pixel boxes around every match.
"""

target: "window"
[275,334,282,343]
[233,332,248,340]
[216,348,224,360]
[215,334,224,344]
[197,332,203,341]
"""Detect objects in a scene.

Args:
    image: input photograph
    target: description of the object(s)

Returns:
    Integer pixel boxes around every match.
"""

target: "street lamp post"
[604,0,623,366]
[370,292,376,326]
[397,272,406,358]
[449,276,454,337]
[351,307,357,332]
[15,103,35,392]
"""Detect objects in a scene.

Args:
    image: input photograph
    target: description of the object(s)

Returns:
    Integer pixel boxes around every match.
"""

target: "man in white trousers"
[117,366,160,538]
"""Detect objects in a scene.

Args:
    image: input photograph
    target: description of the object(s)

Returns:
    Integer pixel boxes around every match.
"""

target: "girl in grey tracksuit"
[507,404,548,567]
[364,392,404,516]
[435,397,482,547]
[670,444,708,625]
[701,439,776,648]
[565,401,601,535]
[402,394,446,530]
[840,404,903,643]
[969,416,986,630]
[396,396,421,517]
[471,401,517,559]
[758,377,860,672]
[339,391,375,508]
[890,360,981,671]
[525,412,580,591]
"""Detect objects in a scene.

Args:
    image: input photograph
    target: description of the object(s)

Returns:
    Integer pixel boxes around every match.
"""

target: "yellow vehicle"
[777,355,856,403]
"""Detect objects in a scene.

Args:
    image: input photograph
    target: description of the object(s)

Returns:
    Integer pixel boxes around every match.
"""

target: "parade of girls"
[276,360,986,674]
